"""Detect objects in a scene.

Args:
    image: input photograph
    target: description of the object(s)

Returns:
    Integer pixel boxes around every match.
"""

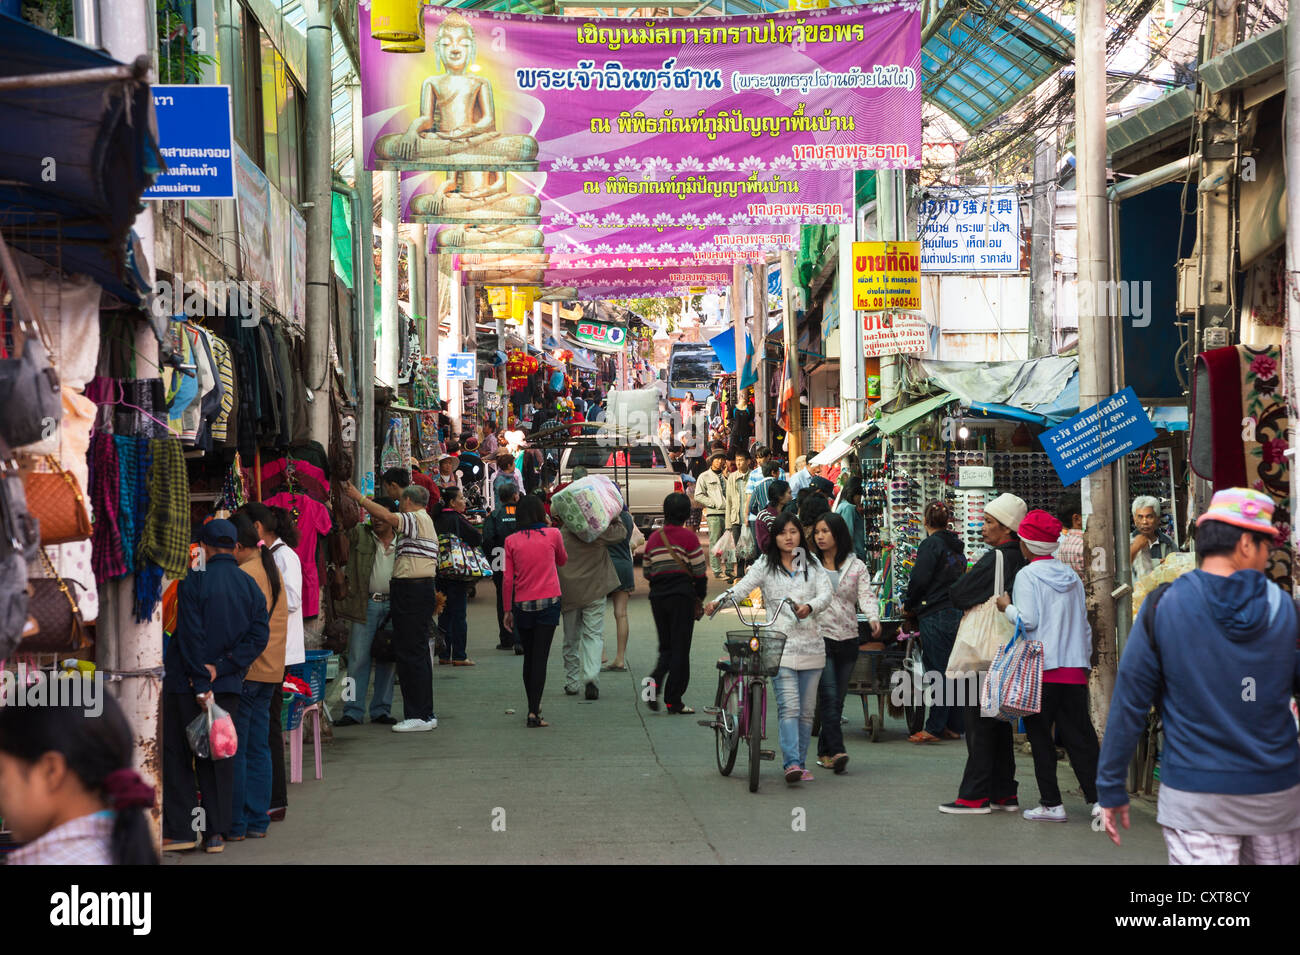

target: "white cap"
[984,493,1027,532]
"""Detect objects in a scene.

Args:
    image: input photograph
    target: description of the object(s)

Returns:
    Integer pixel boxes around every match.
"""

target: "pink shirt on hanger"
[265,491,333,618]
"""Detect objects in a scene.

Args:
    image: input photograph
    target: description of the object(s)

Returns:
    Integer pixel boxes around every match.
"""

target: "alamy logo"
[1076,279,1152,327]
[151,274,262,327]
[0,665,103,717]
[49,886,151,935]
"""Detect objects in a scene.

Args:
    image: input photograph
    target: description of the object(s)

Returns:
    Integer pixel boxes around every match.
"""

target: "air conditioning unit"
[1175,258,1198,315]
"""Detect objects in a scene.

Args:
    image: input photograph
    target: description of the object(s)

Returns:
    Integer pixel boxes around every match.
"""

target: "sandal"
[526,714,549,727]
[832,753,849,774]
[784,766,804,784]
[941,729,962,740]
[909,730,941,744]
[602,663,629,672]
[816,756,836,770]
[668,705,695,715]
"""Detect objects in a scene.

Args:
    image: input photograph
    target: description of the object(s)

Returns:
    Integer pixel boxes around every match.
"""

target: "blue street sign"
[1040,386,1157,486]
[446,352,476,380]
[144,85,235,200]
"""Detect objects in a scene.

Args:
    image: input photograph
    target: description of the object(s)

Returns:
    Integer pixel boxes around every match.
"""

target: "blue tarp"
[0,14,162,304]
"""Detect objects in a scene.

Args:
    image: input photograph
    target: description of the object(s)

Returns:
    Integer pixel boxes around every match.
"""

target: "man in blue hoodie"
[1097,488,1300,864]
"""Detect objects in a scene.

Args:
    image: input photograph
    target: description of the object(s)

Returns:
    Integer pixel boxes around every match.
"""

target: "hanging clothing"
[208,334,236,445]
[265,491,333,619]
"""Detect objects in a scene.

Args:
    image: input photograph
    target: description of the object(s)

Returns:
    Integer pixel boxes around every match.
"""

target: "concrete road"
[182,574,1167,865]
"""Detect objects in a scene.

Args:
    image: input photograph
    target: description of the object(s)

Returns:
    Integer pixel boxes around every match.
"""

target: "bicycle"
[699,593,796,793]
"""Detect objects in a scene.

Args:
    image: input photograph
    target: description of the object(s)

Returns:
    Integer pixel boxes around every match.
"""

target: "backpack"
[1136,582,1172,710]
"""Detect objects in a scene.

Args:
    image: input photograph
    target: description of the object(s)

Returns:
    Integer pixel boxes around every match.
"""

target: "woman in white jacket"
[706,511,832,784]
[811,513,881,774]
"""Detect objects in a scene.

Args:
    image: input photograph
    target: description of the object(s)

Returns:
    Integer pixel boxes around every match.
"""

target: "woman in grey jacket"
[706,512,833,784]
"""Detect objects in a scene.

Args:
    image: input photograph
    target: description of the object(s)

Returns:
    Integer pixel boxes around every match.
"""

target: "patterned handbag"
[979,620,1043,721]
[26,455,92,546]
[20,548,90,653]
[437,534,493,582]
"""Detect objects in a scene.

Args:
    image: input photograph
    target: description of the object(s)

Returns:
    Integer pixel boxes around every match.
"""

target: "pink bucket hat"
[1196,487,1281,539]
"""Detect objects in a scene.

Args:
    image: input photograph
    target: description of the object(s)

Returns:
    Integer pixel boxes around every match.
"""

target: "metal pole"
[303,0,333,447]
[780,249,801,463]
[1076,0,1119,732]
[750,262,768,446]
[838,221,862,427]
[732,261,746,414]
[72,0,100,48]
[379,170,400,387]
[351,84,375,494]
[1029,122,1057,359]
[876,171,900,404]
[97,0,162,851]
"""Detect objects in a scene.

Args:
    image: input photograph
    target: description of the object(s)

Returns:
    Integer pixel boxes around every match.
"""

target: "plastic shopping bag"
[711,529,736,559]
[550,475,624,542]
[186,699,239,760]
[737,524,758,561]
[979,622,1043,721]
[945,549,1015,678]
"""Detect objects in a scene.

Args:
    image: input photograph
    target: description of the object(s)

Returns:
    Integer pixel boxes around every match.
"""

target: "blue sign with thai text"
[1040,387,1156,486]
[143,85,235,200]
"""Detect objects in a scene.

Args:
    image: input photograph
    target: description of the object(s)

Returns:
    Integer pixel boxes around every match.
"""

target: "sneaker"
[1023,804,1068,823]
[392,718,437,733]
[334,715,361,727]
[585,683,599,701]
[992,797,1020,812]
[564,686,580,696]
[452,659,476,667]
[371,714,397,725]
[938,800,992,815]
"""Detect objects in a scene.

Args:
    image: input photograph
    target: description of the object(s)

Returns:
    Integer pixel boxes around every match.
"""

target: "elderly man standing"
[788,454,820,498]
[556,514,626,700]
[344,480,440,733]
[1129,495,1177,581]
[1098,488,1300,864]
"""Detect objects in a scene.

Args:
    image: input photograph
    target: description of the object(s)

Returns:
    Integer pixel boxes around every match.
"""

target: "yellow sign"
[510,287,537,323]
[851,240,921,312]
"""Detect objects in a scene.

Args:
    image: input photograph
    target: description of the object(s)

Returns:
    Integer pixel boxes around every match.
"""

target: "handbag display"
[20,549,90,653]
[0,449,41,563]
[945,548,1015,678]
[0,233,61,448]
[25,456,92,546]
[979,621,1044,721]
[437,534,493,582]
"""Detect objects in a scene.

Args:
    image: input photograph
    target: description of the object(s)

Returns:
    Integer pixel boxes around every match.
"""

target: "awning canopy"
[874,392,958,436]
[811,419,877,468]
[922,0,1074,134]
[0,14,161,305]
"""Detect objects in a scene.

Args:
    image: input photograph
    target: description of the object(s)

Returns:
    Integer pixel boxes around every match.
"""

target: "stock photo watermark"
[0,665,103,718]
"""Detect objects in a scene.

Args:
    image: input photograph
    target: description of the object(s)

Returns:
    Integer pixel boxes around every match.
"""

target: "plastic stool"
[288,702,323,783]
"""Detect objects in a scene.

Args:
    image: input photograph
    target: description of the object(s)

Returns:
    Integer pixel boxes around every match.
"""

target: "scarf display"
[89,430,126,580]
[135,438,190,622]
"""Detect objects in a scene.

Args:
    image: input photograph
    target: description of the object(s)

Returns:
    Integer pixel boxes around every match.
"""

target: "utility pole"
[379,170,400,388]
[750,262,768,445]
[1287,0,1300,557]
[1029,92,1057,359]
[780,249,802,463]
[351,83,375,494]
[838,219,864,427]
[1076,0,1119,732]
[732,260,746,417]
[303,0,332,446]
[876,170,902,404]
[96,0,163,848]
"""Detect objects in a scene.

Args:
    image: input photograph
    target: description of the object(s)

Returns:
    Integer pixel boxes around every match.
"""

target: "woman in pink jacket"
[503,495,568,727]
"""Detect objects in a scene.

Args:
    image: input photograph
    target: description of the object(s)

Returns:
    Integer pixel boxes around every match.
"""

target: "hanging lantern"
[381,37,426,52]
[372,0,423,43]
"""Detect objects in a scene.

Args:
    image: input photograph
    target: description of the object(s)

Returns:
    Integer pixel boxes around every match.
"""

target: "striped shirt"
[394,509,439,579]
[642,524,708,600]
[1056,529,1085,579]
[8,811,114,865]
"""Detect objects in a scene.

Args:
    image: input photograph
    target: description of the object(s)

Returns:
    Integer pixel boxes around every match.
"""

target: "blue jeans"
[920,606,965,736]
[439,581,470,662]
[230,680,276,837]
[773,666,822,771]
[817,639,859,757]
[345,599,397,721]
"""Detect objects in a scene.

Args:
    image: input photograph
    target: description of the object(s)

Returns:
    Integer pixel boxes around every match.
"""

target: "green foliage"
[21,0,73,36]
[157,0,216,85]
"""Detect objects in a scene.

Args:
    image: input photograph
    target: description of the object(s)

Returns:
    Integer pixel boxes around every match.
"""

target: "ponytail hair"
[0,694,158,865]
[241,501,301,550]
[233,513,281,611]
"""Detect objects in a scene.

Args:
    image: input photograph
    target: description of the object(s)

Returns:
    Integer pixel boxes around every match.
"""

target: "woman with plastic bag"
[811,513,880,774]
[994,510,1099,823]
[903,502,967,744]
[706,512,833,784]
[938,493,1027,815]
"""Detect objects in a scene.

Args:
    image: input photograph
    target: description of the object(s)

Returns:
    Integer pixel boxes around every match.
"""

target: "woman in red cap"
[995,509,1100,823]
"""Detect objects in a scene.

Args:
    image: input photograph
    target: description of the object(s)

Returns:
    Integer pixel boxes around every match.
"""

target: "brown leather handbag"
[26,456,92,546]
[20,549,89,653]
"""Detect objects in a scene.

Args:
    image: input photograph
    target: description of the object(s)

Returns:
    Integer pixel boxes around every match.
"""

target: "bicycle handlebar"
[708,592,798,629]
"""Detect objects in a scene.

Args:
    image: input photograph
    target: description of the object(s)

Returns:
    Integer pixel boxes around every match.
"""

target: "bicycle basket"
[725,629,787,677]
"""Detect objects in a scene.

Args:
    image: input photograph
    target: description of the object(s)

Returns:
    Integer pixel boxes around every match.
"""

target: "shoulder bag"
[25,455,92,546]
[0,240,61,449]
[945,548,1015,678]
[20,548,90,653]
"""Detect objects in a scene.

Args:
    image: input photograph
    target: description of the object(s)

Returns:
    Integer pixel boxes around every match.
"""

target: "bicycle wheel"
[747,678,764,793]
[715,673,740,776]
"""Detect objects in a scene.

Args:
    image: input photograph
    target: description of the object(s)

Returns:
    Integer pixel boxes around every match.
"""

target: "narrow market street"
[182,577,1166,865]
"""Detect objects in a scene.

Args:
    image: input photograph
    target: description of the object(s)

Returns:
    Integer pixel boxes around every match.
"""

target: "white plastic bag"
[945,549,1015,678]
[711,529,735,559]
[737,524,758,561]
[550,474,624,542]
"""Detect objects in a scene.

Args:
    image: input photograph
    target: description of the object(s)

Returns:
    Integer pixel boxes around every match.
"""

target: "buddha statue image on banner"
[373,11,539,172]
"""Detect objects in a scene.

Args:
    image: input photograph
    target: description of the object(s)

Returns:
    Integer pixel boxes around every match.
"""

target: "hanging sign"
[574,320,628,352]
[144,85,236,200]
[446,353,476,379]
[852,240,920,311]
[919,188,1022,273]
[1040,387,1157,486]
[861,312,928,358]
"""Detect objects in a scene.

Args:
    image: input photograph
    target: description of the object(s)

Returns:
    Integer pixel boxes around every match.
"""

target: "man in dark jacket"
[939,493,1028,815]
[1098,488,1300,863]
[904,502,967,742]
[483,484,523,652]
[162,519,270,853]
